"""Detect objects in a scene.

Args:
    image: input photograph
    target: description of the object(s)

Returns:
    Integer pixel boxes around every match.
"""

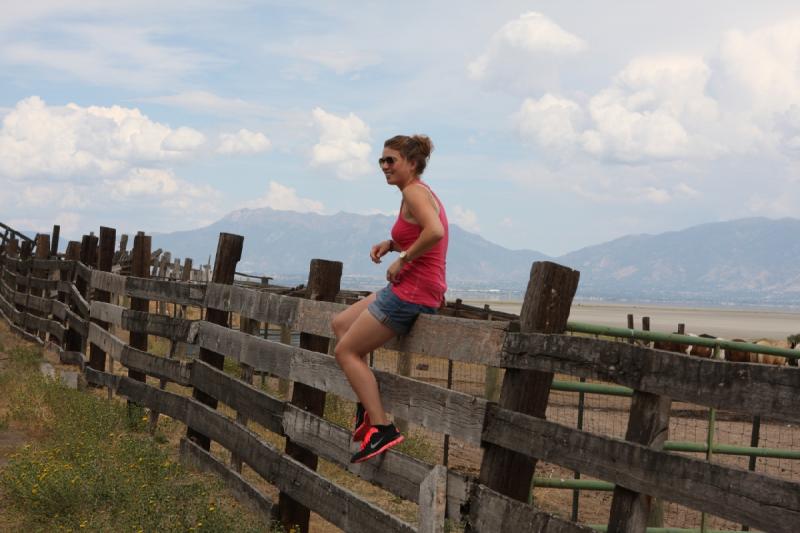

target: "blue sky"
[3,1,800,256]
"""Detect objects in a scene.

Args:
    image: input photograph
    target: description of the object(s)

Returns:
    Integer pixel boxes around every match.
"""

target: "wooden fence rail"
[0,227,798,533]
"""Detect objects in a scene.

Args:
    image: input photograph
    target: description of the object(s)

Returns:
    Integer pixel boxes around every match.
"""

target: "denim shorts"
[367,285,436,335]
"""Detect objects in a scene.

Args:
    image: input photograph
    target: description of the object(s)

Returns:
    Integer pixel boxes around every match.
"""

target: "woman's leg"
[334,307,397,426]
[331,293,376,352]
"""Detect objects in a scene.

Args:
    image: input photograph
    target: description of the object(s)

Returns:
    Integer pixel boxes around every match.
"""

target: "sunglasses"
[378,156,398,166]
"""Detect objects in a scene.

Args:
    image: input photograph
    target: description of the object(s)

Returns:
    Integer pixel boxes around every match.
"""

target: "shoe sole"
[352,435,405,463]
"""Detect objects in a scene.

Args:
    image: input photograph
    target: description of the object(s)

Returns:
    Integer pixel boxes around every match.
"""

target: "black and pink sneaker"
[350,424,404,463]
[352,403,371,442]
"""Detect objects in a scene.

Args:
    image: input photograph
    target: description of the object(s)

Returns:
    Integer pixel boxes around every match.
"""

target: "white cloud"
[242,181,324,214]
[499,217,513,228]
[0,96,206,179]
[516,94,584,149]
[720,20,800,116]
[310,107,372,180]
[217,129,272,155]
[468,12,585,91]
[452,205,480,233]
[581,56,720,163]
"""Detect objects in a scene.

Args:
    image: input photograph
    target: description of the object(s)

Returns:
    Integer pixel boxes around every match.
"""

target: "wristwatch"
[398,251,410,262]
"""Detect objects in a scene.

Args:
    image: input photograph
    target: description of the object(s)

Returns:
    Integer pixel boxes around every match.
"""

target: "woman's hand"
[386,257,405,284]
[370,240,392,263]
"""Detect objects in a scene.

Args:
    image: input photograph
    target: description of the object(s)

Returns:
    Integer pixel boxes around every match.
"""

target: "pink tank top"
[390,182,448,308]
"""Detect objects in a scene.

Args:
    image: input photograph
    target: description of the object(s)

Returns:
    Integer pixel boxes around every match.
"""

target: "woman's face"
[380,147,416,187]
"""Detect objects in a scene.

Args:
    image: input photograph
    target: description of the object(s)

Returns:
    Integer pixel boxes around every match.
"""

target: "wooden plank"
[64,307,89,338]
[59,280,90,318]
[91,301,192,340]
[74,261,92,283]
[467,484,595,533]
[203,282,511,362]
[90,301,124,327]
[179,438,276,523]
[30,258,63,272]
[419,465,447,533]
[503,332,800,425]
[120,345,192,386]
[386,314,509,364]
[88,323,125,362]
[194,321,487,444]
[90,269,126,295]
[190,360,284,435]
[92,372,416,533]
[482,403,800,533]
[126,277,205,306]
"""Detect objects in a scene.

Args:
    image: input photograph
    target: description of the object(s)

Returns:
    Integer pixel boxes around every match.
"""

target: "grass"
[0,344,271,532]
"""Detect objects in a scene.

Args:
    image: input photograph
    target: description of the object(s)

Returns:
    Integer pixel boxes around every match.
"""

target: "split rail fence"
[0,227,799,533]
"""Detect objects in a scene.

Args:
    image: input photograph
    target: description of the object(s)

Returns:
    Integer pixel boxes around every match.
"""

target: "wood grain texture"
[482,403,800,533]
[419,465,447,533]
[502,332,800,425]
[467,484,595,533]
[478,261,579,504]
[607,391,671,532]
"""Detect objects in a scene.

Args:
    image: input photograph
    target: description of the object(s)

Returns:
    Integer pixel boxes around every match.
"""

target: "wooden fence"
[0,227,798,533]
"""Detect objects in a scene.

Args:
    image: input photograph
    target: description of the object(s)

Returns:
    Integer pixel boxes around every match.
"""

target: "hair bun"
[411,135,434,158]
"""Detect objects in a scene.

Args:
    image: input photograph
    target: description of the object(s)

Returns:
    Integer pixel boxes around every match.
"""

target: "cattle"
[653,333,719,358]
[725,338,788,366]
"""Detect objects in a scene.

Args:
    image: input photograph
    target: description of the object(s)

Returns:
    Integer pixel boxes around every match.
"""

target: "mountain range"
[151,209,800,306]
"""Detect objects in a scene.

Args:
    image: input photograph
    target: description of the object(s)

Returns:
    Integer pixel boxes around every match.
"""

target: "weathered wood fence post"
[32,234,50,340]
[50,225,60,257]
[128,232,151,388]
[230,314,258,472]
[278,258,342,533]
[61,241,83,355]
[187,232,243,450]
[88,226,115,374]
[475,261,579,504]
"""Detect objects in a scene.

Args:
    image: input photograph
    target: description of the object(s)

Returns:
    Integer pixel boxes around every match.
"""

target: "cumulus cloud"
[217,129,272,155]
[0,96,206,179]
[0,96,226,233]
[452,205,480,233]
[516,56,722,164]
[516,93,584,149]
[581,56,720,163]
[468,12,585,92]
[241,181,324,213]
[310,107,372,180]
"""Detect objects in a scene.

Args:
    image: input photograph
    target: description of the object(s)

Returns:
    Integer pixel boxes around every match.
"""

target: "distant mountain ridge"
[152,210,800,306]
[152,207,548,287]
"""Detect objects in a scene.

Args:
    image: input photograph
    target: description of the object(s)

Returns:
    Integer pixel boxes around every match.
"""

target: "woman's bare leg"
[334,308,396,426]
[331,293,377,357]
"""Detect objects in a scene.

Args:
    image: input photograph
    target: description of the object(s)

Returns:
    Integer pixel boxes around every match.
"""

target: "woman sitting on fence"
[332,134,449,463]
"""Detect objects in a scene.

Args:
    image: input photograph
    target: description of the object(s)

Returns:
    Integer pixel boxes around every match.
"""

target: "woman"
[332,134,448,464]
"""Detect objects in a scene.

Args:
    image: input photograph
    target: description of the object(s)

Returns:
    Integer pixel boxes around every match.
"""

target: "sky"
[2,1,800,256]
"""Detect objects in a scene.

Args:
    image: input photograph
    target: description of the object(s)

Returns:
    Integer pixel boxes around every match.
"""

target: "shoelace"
[360,427,379,451]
